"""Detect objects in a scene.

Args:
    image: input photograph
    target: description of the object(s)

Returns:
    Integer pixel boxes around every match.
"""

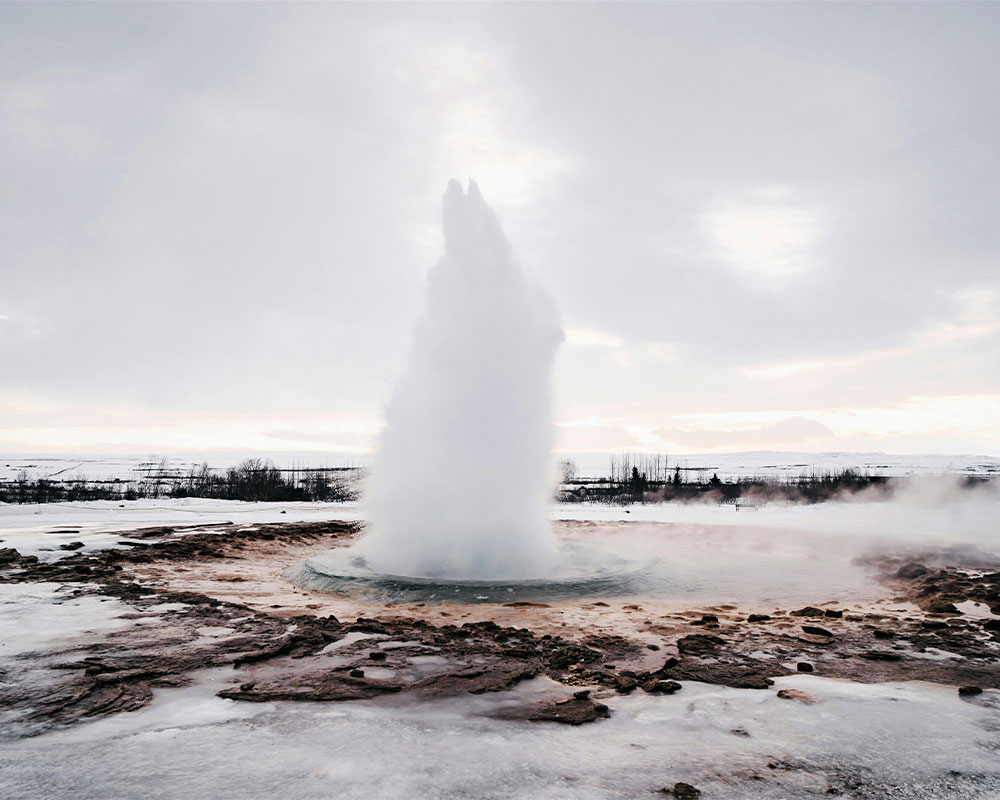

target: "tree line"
[0,458,358,504]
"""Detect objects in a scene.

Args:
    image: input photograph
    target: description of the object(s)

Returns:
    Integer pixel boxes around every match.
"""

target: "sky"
[1,2,998,457]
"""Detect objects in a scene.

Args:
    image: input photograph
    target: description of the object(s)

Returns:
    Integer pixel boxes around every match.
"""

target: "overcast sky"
[2,2,998,456]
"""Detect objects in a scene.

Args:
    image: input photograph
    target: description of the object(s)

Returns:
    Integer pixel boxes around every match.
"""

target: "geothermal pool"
[292,520,886,606]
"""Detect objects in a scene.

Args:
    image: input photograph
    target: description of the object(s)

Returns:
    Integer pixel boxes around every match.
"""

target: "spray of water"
[359,180,563,580]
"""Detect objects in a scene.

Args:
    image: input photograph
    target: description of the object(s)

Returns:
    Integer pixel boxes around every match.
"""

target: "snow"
[0,582,133,658]
[0,498,364,561]
[2,485,999,797]
[1,674,997,799]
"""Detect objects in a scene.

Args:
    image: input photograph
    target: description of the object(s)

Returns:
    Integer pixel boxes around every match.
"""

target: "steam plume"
[361,180,563,579]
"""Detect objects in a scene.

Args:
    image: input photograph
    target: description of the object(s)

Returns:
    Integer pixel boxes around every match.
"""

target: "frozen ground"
[0,498,364,562]
[2,496,999,798]
[1,668,998,799]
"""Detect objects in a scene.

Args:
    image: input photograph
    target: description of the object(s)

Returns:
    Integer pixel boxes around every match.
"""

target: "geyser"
[358,180,563,580]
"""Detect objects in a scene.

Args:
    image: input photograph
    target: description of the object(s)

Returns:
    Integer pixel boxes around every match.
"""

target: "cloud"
[260,430,373,448]
[657,416,835,449]
[555,423,641,452]
[564,328,623,348]
[1,4,997,454]
[701,188,825,285]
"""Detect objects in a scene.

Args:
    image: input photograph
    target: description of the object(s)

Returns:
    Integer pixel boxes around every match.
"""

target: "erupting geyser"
[358,180,563,580]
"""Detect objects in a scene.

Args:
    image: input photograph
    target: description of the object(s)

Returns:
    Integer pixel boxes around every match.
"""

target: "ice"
[0,497,364,562]
[1,675,997,799]
[0,582,133,657]
[317,631,385,654]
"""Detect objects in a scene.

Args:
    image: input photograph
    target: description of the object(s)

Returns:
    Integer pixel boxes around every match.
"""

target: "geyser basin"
[290,521,888,606]
[292,540,657,604]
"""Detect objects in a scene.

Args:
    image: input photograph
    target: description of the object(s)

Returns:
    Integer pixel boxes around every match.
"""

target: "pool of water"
[290,521,885,606]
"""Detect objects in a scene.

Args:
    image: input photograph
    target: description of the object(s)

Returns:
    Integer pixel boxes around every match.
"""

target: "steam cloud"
[361,180,563,579]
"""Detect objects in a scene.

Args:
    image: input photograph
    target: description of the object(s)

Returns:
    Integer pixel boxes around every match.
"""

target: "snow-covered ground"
[0,498,364,562]
[3,493,999,798]
[3,489,997,570]
[1,668,997,799]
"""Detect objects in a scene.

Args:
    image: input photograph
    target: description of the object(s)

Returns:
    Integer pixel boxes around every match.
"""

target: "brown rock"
[676,634,725,655]
[662,782,701,798]
[777,688,818,704]
[860,650,902,661]
[896,563,929,579]
[490,692,610,725]
[646,680,682,695]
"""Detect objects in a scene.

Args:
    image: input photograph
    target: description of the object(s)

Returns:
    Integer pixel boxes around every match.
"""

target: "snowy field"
[3,668,998,799]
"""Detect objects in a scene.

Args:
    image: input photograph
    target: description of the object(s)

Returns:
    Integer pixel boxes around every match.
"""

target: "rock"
[0,547,21,564]
[958,685,983,696]
[614,674,639,694]
[690,614,718,626]
[873,629,895,639]
[490,692,610,725]
[747,614,771,622]
[896,563,929,579]
[860,650,902,661]
[927,600,959,614]
[791,607,825,617]
[368,651,387,661]
[59,542,85,551]
[824,609,843,618]
[676,634,725,655]
[645,680,682,695]
[796,662,814,673]
[662,782,701,798]
[921,620,949,630]
[797,633,834,646]
[983,619,1000,632]
[801,625,834,637]
[777,688,818,704]
[349,669,364,678]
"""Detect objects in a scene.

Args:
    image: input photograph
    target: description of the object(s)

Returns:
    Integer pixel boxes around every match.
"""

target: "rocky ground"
[2,519,999,748]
